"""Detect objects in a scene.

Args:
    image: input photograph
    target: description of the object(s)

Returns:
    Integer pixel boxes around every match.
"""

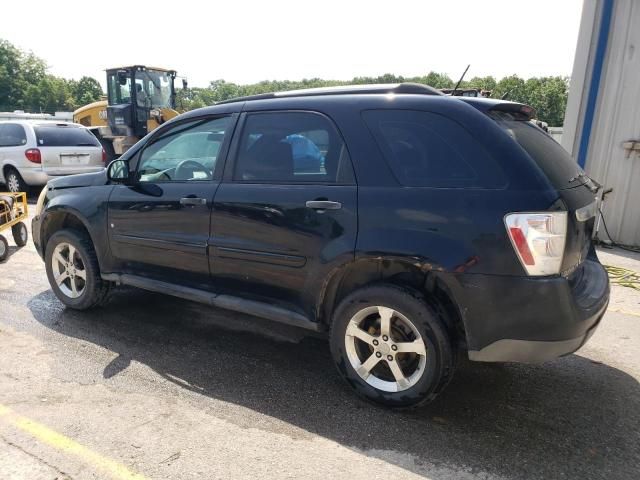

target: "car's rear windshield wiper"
[569,172,601,193]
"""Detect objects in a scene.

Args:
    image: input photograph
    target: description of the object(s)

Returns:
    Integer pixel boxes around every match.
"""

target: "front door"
[210,111,358,318]
[108,115,235,289]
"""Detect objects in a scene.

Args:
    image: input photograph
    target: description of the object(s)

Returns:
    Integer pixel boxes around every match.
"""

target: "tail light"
[102,147,107,163]
[504,212,567,276]
[25,148,42,164]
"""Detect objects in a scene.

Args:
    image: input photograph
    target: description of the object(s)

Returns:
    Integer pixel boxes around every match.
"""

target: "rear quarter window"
[0,124,28,147]
[34,126,100,147]
[362,110,506,188]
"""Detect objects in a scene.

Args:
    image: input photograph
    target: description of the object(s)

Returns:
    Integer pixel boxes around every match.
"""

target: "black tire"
[330,284,456,408]
[44,229,111,309]
[0,235,8,262]
[5,167,28,194]
[11,221,28,247]
[99,138,116,163]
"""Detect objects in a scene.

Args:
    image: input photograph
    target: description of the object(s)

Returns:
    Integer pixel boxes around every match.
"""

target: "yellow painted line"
[608,308,640,318]
[0,403,147,480]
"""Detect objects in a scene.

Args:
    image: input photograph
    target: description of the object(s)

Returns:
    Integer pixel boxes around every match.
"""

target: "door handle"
[305,200,342,210]
[180,197,207,206]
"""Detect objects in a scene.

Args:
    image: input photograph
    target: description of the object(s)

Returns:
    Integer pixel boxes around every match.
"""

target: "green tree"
[0,37,573,124]
[74,76,104,106]
[0,39,47,110]
[493,75,528,102]
[531,77,568,126]
[465,75,497,92]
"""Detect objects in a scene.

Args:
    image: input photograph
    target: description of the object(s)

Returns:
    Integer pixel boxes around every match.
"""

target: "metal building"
[563,0,640,246]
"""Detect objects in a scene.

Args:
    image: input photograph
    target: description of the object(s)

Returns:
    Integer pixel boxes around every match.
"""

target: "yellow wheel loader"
[73,65,184,161]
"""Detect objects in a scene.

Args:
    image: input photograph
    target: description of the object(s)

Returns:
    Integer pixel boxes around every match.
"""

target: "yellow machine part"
[73,101,108,128]
[148,108,179,131]
[73,102,180,135]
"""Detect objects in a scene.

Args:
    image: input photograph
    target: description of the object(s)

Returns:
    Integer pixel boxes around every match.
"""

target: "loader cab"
[106,66,177,138]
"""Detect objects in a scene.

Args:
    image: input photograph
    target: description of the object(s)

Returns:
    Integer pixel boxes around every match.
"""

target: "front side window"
[107,72,131,105]
[137,116,230,182]
[233,111,354,183]
[363,109,505,188]
[0,124,28,147]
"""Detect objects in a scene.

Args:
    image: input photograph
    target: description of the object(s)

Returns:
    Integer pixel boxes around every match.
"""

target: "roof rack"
[216,82,443,105]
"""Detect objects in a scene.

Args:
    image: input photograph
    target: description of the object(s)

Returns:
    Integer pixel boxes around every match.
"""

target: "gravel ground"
[0,204,639,480]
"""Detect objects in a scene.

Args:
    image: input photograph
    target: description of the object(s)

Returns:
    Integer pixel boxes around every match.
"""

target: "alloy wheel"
[7,173,20,193]
[345,305,427,392]
[51,242,87,299]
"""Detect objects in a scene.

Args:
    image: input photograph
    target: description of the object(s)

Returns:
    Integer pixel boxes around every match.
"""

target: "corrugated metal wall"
[563,0,640,246]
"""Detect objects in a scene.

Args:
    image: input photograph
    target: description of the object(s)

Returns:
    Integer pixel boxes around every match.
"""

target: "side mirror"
[107,159,132,184]
[117,70,128,86]
[182,78,188,90]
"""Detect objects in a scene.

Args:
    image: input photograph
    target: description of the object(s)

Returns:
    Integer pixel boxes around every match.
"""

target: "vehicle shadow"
[28,288,640,480]
[0,245,22,263]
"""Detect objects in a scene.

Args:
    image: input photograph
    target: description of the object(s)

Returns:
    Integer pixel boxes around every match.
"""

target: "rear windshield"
[490,112,584,190]
[34,126,100,147]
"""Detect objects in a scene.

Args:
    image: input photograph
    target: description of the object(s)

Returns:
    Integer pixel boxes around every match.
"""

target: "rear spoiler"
[489,103,536,121]
[458,98,537,121]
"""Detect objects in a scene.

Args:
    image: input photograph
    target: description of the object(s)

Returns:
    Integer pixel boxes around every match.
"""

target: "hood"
[49,170,108,190]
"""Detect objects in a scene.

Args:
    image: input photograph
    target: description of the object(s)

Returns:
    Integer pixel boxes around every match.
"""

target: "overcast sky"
[4,0,583,88]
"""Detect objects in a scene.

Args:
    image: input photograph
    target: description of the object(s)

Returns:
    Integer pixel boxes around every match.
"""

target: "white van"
[0,121,105,192]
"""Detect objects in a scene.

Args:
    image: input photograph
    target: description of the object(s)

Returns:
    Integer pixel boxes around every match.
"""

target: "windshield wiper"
[569,172,600,193]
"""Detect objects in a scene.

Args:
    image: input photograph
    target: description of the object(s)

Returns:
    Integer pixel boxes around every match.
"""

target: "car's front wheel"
[330,284,455,408]
[45,229,111,309]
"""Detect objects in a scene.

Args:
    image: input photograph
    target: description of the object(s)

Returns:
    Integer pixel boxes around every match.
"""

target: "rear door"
[210,111,358,318]
[107,115,236,288]
[34,124,104,175]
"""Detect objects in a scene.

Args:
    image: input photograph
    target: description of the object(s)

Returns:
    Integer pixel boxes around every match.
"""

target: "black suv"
[32,84,609,407]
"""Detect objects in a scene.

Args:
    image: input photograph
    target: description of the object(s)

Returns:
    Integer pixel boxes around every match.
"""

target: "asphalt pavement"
[0,203,639,480]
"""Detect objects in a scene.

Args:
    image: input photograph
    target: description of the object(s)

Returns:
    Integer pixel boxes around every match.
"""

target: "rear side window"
[233,111,354,184]
[363,110,505,188]
[490,112,583,190]
[0,124,27,147]
[34,126,100,147]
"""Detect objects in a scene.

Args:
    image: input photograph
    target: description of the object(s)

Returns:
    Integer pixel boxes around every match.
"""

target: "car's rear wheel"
[5,168,27,194]
[330,284,455,408]
[45,229,111,309]
[12,221,28,247]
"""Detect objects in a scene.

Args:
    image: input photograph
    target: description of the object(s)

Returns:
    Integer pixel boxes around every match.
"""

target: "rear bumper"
[18,168,49,187]
[467,303,605,362]
[21,168,104,186]
[442,256,610,363]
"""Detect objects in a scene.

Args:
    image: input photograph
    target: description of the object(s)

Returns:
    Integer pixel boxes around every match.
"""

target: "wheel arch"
[317,257,468,349]
[2,161,20,179]
[40,207,101,269]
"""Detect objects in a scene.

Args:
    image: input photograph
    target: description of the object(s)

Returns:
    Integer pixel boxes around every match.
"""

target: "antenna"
[501,91,510,100]
[451,64,470,96]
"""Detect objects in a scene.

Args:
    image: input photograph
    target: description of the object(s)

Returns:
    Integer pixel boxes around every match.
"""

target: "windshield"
[134,70,174,109]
